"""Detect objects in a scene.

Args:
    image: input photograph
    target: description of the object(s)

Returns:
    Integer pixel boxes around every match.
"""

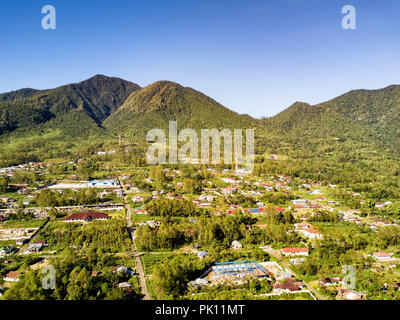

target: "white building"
[372,252,395,262]
[292,199,308,206]
[299,227,323,240]
[281,248,309,257]
[231,240,243,250]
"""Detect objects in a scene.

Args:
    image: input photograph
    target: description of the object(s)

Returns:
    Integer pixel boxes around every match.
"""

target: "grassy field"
[0,219,47,229]
[107,210,126,219]
[131,214,161,223]
[141,252,179,274]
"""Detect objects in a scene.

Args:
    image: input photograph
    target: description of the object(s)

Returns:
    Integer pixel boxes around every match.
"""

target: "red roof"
[373,252,392,257]
[282,248,309,253]
[304,227,321,234]
[64,211,108,221]
[273,278,303,291]
[5,271,19,279]
[276,207,286,212]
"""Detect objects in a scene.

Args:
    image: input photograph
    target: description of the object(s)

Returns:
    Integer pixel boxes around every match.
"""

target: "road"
[17,218,50,255]
[121,180,151,300]
[264,248,326,300]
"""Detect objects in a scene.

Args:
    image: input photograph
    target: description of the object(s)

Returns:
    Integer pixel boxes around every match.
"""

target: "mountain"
[316,85,400,150]
[103,81,257,136]
[261,85,400,154]
[1,75,399,199]
[0,88,41,102]
[1,75,400,169]
[0,75,141,136]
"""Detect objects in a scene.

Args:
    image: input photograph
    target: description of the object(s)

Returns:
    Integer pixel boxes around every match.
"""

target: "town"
[0,149,399,301]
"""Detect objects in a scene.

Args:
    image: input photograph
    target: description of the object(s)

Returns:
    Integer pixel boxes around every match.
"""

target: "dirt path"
[121,181,151,300]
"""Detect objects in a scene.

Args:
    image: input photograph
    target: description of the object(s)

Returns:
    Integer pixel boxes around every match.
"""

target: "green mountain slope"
[103,81,257,137]
[0,75,141,135]
[260,84,400,154]
[316,85,400,150]
[0,88,41,102]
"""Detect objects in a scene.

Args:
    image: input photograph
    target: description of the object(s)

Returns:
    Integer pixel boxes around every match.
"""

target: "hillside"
[0,74,141,136]
[317,85,400,151]
[103,81,257,137]
[260,85,400,154]
[1,74,400,184]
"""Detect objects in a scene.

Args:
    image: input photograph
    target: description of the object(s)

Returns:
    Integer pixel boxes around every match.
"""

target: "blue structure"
[212,260,269,278]
[87,180,118,187]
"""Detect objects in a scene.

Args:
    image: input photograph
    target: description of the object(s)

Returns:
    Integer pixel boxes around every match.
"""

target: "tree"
[0,177,8,193]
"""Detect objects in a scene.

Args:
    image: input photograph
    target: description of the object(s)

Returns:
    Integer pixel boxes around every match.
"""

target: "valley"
[0,75,400,300]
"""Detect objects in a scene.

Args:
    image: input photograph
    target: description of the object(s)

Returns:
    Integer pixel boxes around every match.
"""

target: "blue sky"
[0,0,400,117]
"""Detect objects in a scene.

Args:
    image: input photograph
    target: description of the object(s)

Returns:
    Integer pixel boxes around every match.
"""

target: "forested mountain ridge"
[0,75,141,135]
[1,75,400,173]
[103,80,257,136]
[262,85,400,153]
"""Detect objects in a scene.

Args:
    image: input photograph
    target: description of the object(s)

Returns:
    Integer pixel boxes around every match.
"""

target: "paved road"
[264,248,326,300]
[121,181,151,300]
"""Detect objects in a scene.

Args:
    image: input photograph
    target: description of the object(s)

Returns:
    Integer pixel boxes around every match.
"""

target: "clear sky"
[1,0,400,118]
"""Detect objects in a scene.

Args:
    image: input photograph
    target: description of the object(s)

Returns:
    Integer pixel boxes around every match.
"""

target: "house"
[114,266,135,277]
[0,245,15,255]
[281,248,309,257]
[3,271,19,282]
[311,189,322,195]
[291,204,308,210]
[64,211,108,222]
[27,241,46,253]
[144,220,160,228]
[391,282,400,290]
[15,239,25,245]
[299,227,323,240]
[272,278,304,293]
[222,177,237,184]
[290,258,306,265]
[292,199,307,206]
[135,208,148,215]
[0,196,9,203]
[320,277,342,286]
[184,229,195,237]
[372,252,395,262]
[206,195,214,202]
[338,288,366,300]
[132,196,144,203]
[294,223,309,229]
[197,251,208,259]
[223,187,236,195]
[189,278,209,288]
[375,202,386,209]
[231,240,243,250]
[118,282,132,289]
